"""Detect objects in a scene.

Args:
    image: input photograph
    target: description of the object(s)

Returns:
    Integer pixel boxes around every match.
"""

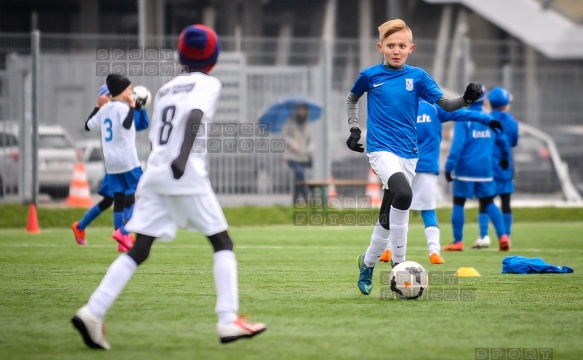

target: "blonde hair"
[378,19,413,42]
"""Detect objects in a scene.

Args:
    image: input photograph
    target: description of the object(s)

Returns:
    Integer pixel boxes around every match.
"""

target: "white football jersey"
[86,101,140,174]
[137,72,221,195]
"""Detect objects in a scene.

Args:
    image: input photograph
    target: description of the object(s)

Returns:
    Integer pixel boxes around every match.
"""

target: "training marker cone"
[455,267,481,277]
[366,168,383,207]
[328,176,337,200]
[26,204,40,234]
[66,163,93,208]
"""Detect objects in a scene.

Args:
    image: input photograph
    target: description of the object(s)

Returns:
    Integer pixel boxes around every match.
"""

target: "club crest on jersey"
[406,78,413,91]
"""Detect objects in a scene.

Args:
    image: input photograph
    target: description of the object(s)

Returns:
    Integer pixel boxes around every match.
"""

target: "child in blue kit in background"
[474,86,519,249]
[443,87,512,252]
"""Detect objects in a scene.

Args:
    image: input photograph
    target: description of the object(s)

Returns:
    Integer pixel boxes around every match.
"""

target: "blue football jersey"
[445,105,510,180]
[416,100,492,175]
[350,63,443,158]
[490,110,519,181]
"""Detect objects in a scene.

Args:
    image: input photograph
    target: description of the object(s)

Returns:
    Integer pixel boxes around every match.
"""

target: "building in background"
[0,0,582,204]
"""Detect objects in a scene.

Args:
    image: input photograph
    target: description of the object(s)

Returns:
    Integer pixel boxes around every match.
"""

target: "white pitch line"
[0,243,578,253]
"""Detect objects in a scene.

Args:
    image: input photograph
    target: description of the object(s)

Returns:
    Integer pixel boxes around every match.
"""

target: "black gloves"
[445,171,453,182]
[346,127,364,153]
[463,83,483,104]
[134,95,148,110]
[488,120,503,133]
[171,160,185,179]
[500,158,509,170]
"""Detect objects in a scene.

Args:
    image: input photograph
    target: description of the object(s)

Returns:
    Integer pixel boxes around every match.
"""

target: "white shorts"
[410,172,437,210]
[125,192,228,241]
[367,151,417,190]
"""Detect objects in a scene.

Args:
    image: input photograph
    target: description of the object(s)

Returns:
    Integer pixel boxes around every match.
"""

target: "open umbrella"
[258,96,323,133]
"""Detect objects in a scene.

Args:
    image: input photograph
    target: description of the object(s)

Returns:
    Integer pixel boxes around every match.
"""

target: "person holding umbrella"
[259,96,322,205]
[282,103,315,205]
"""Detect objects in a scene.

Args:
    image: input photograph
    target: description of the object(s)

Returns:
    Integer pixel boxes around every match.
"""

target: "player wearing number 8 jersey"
[71,24,266,351]
[137,75,218,195]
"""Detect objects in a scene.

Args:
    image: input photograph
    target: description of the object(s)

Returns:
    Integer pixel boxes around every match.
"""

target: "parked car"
[38,125,79,198]
[76,139,104,193]
[0,121,78,199]
[0,122,19,197]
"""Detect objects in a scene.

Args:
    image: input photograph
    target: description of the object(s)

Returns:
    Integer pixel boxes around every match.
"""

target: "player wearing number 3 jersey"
[85,74,143,251]
[71,24,266,350]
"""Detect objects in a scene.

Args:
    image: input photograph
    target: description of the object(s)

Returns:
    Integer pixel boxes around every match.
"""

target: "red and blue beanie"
[178,24,220,73]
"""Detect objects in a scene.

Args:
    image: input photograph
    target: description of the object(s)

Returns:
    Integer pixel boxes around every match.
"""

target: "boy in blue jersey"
[72,84,150,251]
[443,88,512,252]
[346,19,484,295]
[379,99,502,264]
[474,87,519,249]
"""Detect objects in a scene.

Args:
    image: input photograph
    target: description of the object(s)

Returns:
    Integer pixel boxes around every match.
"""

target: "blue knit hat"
[178,24,220,73]
[98,84,109,97]
[488,87,511,108]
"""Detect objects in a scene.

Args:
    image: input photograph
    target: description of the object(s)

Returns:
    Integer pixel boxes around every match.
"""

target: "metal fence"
[0,32,582,205]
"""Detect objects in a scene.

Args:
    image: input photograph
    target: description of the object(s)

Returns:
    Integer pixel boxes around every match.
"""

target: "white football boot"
[472,235,491,249]
[71,305,111,350]
[217,316,267,344]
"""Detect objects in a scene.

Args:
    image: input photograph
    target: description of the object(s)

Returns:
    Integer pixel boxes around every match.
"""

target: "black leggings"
[498,193,512,213]
[127,230,234,266]
[455,196,495,214]
[378,172,412,230]
[97,196,113,211]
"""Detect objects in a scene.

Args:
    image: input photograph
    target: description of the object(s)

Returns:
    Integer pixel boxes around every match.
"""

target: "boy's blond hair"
[378,19,413,42]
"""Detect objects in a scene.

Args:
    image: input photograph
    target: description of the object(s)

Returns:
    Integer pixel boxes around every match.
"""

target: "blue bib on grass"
[502,256,574,274]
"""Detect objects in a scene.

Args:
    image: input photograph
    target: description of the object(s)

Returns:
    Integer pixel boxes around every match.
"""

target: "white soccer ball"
[132,85,152,106]
[389,261,428,300]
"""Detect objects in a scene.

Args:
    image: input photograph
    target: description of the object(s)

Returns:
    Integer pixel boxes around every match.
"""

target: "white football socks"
[88,254,137,319]
[214,250,239,325]
[86,250,239,326]
[364,220,391,267]
[389,207,409,264]
[425,226,441,255]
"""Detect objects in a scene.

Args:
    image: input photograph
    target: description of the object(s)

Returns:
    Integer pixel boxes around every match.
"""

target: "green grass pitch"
[1,222,582,359]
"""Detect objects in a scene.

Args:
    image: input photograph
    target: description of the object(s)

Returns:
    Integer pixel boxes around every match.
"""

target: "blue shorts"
[494,179,514,195]
[97,173,114,198]
[102,167,143,196]
[452,179,496,199]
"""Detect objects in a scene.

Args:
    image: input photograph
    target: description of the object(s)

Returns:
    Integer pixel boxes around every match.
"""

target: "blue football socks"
[451,204,465,243]
[486,203,506,238]
[78,205,102,230]
[478,213,489,238]
[503,213,513,236]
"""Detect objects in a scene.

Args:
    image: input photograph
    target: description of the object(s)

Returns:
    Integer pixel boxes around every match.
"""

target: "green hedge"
[1,203,582,229]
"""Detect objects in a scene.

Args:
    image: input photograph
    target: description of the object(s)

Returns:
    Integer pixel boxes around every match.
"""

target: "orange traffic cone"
[66,163,93,208]
[26,203,40,234]
[366,168,383,207]
[328,176,337,200]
